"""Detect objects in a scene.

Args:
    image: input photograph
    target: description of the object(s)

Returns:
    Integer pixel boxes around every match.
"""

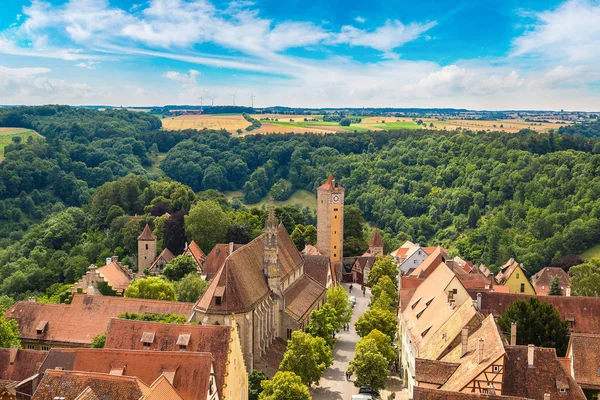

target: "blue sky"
[0,0,599,110]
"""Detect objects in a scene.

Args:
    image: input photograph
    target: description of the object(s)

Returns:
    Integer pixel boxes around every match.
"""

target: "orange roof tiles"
[414,387,530,400]
[184,240,206,266]
[97,262,132,293]
[104,318,232,398]
[284,275,326,321]
[38,348,214,400]
[303,255,331,287]
[532,267,570,295]
[318,174,335,190]
[495,258,524,285]
[0,348,47,382]
[409,247,448,278]
[566,333,600,390]
[6,295,194,346]
[201,243,244,279]
[369,229,384,248]
[137,224,157,241]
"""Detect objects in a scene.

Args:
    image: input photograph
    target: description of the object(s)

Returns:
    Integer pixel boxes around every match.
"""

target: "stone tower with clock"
[316,174,344,280]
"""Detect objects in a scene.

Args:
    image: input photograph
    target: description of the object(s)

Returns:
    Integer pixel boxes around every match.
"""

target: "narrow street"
[312,282,370,400]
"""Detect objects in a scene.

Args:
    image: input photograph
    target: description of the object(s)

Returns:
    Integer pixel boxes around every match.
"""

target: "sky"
[0,0,599,110]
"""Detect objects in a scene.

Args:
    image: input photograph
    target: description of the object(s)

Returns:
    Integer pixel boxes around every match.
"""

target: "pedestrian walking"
[363,287,366,296]
[345,370,351,381]
[389,392,396,400]
[349,284,353,294]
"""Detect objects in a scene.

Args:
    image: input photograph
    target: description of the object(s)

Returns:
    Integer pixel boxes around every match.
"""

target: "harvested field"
[161,115,251,131]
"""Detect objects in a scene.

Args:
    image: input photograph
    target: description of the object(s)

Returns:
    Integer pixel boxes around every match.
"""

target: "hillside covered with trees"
[0,106,599,302]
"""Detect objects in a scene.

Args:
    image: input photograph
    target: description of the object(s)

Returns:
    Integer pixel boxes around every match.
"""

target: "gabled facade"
[494,259,535,295]
[183,240,207,275]
[532,267,570,296]
[148,248,174,276]
[71,257,134,295]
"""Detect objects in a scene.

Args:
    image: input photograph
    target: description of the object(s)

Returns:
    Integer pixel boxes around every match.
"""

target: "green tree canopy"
[163,255,198,281]
[570,258,600,297]
[0,316,20,349]
[548,276,563,296]
[185,200,232,254]
[303,225,317,245]
[325,285,352,330]
[366,256,398,288]
[124,277,177,301]
[348,337,388,392]
[279,331,331,387]
[306,303,337,347]
[362,329,396,366]
[175,273,210,303]
[249,370,268,400]
[370,275,398,308]
[355,307,397,339]
[497,297,569,356]
[259,371,311,400]
[290,225,306,252]
[91,333,106,348]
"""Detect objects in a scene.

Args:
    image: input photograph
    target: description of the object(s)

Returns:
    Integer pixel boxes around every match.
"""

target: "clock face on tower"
[332,194,341,204]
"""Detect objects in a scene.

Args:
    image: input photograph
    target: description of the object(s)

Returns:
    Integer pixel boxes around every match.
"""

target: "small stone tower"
[369,228,384,256]
[263,199,281,294]
[137,223,157,272]
[317,174,344,277]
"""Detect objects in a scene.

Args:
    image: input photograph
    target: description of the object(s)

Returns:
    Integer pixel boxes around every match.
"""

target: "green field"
[224,189,317,209]
[145,152,167,175]
[0,128,40,161]
[581,244,600,260]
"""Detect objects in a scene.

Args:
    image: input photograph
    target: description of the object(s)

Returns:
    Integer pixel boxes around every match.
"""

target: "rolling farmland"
[161,114,251,131]
[0,128,40,162]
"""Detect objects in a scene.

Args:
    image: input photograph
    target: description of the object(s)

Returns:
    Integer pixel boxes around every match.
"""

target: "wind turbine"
[209,94,216,106]
[199,94,204,112]
[232,93,236,106]
[250,93,256,108]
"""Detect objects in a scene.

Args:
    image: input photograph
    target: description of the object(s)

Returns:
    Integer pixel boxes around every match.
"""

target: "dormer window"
[411,297,422,310]
[177,334,190,352]
[140,332,155,350]
[36,321,48,335]
[215,296,222,306]
[416,309,425,319]
[421,326,432,337]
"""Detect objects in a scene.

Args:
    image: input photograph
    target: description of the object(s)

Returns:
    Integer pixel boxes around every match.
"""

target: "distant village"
[0,175,597,400]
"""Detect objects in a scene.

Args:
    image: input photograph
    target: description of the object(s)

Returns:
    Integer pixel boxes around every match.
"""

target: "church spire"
[265,197,277,232]
[264,198,280,291]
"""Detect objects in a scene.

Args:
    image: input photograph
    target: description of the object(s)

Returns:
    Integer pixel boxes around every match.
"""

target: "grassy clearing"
[224,189,317,209]
[145,152,167,175]
[0,128,40,162]
[581,244,600,260]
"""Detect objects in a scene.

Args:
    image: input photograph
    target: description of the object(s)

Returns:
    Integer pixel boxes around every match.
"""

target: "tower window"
[334,253,337,258]
[334,246,336,249]
[145,244,148,250]
[334,215,337,219]
[334,208,338,211]
[215,296,222,306]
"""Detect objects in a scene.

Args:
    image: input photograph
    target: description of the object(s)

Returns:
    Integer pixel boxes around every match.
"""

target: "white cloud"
[355,16,366,23]
[0,65,91,101]
[335,19,437,52]
[163,69,200,84]
[512,0,600,63]
[75,61,99,69]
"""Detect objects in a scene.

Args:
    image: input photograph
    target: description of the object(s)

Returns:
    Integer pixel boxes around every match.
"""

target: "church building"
[191,200,327,375]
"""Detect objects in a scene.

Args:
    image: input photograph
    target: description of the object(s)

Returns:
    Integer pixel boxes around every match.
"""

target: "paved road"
[312,283,369,400]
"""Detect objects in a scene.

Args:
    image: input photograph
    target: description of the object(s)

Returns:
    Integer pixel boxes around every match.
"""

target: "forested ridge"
[0,106,599,302]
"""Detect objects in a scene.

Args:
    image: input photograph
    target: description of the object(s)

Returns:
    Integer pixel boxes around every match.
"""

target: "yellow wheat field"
[161,115,251,131]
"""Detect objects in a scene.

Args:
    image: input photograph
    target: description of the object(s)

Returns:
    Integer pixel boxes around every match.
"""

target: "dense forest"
[0,105,599,302]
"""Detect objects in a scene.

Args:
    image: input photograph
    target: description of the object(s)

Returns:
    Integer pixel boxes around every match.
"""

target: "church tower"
[317,174,344,275]
[137,224,157,272]
[263,199,281,295]
[369,228,384,256]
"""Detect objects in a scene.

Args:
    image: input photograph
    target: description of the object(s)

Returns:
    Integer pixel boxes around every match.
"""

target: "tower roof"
[318,174,343,191]
[369,228,384,247]
[137,224,157,241]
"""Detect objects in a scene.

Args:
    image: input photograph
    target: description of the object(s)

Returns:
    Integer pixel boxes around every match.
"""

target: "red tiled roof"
[415,359,459,385]
[0,348,47,382]
[201,243,244,279]
[38,348,214,400]
[184,241,206,266]
[137,224,157,241]
[352,256,376,273]
[566,333,600,389]
[318,174,335,190]
[149,248,174,271]
[532,267,570,295]
[467,290,600,334]
[369,229,384,247]
[302,244,320,256]
[6,295,195,346]
[414,387,530,400]
[33,370,147,400]
[303,255,331,287]
[503,346,586,400]
[97,262,132,293]
[283,275,326,321]
[409,247,448,278]
[495,258,525,285]
[195,225,304,314]
[104,318,232,398]
[261,338,288,371]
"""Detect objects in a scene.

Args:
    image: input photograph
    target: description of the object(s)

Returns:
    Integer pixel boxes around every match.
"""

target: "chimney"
[461,327,469,357]
[488,384,496,396]
[476,293,482,310]
[544,394,550,400]
[478,338,485,364]
[511,322,517,346]
[229,242,234,255]
[184,242,188,251]
[566,287,571,297]
[528,344,535,367]
[106,257,112,266]
[111,255,119,264]
[9,346,17,365]
[27,297,35,303]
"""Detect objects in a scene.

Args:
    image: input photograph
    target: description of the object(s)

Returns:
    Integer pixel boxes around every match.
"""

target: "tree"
[344,206,365,240]
[163,210,187,255]
[0,316,20,348]
[548,276,563,296]
[249,370,268,400]
[163,255,198,281]
[185,200,232,254]
[339,118,351,127]
[306,303,337,347]
[279,331,331,387]
[344,236,369,257]
[370,275,398,308]
[175,273,210,303]
[324,285,352,330]
[259,371,310,400]
[366,256,398,288]
[91,333,106,348]
[363,329,396,366]
[303,225,317,245]
[290,225,306,251]
[497,298,569,356]
[370,290,396,313]
[569,258,600,297]
[348,337,388,392]
[124,277,177,301]
[226,222,252,244]
[355,308,397,339]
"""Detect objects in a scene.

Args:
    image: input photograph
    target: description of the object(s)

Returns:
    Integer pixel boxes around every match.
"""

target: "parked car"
[349,296,357,308]
[351,387,381,399]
